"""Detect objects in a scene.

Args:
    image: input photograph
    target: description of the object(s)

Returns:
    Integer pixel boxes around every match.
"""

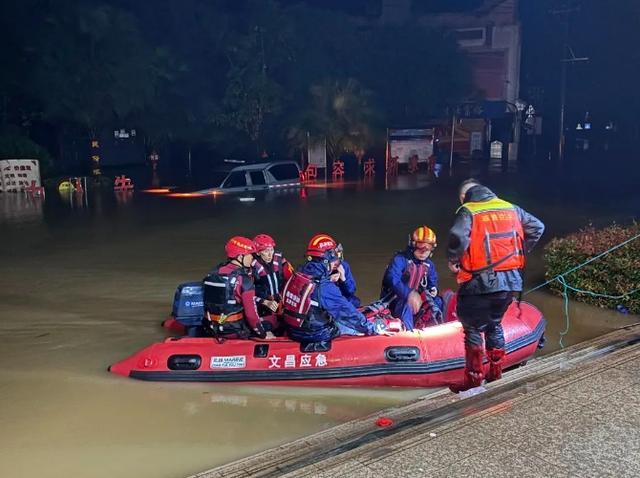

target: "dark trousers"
[456,292,513,349]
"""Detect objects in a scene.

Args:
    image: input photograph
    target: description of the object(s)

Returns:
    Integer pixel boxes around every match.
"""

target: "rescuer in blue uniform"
[334,242,361,307]
[282,234,382,344]
[381,226,443,330]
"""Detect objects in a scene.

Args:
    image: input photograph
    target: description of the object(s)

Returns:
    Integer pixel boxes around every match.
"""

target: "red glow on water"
[165,192,205,198]
[303,181,358,189]
[142,188,172,194]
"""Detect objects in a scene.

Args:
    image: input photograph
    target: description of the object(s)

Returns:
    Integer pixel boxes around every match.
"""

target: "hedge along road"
[0,170,638,478]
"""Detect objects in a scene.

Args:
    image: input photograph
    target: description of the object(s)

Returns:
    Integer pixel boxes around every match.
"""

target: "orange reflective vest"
[457,197,525,284]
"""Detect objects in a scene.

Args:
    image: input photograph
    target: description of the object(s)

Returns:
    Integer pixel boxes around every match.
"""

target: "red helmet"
[253,234,276,252]
[225,236,257,258]
[410,226,437,250]
[306,233,338,259]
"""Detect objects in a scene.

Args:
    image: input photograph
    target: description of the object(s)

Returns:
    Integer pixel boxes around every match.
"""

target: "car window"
[249,171,266,185]
[222,171,247,188]
[268,163,299,181]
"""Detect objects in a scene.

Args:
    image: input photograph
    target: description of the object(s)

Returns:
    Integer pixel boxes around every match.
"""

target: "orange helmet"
[225,236,257,258]
[306,233,338,259]
[253,234,276,252]
[410,226,437,250]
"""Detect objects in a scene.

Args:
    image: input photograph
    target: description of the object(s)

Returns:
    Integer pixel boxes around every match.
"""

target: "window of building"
[454,28,486,47]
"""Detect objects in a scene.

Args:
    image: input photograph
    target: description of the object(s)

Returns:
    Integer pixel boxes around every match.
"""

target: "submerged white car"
[198,161,302,194]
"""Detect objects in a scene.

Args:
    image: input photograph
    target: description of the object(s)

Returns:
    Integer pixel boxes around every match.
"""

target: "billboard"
[0,159,41,192]
[388,128,434,164]
[307,136,327,169]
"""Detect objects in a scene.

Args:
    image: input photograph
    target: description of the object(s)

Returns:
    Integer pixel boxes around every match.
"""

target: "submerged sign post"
[0,159,41,192]
[307,134,327,181]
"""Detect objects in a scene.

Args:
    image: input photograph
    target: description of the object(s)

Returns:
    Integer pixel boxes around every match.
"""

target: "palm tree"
[288,78,380,164]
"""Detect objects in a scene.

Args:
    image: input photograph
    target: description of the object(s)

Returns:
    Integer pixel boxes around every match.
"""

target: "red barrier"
[408,155,419,174]
[427,154,436,175]
[305,164,318,181]
[364,158,375,178]
[387,156,399,176]
[25,180,45,196]
[114,175,134,192]
[332,160,345,179]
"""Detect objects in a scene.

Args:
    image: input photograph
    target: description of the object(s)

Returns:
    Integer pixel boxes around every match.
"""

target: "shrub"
[544,223,640,314]
[0,130,52,175]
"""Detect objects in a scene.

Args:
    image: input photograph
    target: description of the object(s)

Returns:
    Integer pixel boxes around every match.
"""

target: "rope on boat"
[523,231,640,348]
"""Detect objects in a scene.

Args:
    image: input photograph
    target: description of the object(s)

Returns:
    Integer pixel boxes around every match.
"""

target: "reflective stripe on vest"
[204,281,225,287]
[203,266,245,320]
[204,279,238,304]
[253,253,283,297]
[457,197,525,284]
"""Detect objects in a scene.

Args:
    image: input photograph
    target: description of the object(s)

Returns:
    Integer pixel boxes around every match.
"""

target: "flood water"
[1,166,638,478]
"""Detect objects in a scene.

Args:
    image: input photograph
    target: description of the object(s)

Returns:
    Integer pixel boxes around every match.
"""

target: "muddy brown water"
[1,172,638,478]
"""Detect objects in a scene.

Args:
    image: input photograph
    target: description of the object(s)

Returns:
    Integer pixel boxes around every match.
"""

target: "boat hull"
[110,301,545,388]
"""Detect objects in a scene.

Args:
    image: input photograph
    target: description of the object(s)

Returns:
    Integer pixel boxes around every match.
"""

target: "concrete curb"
[190,325,640,478]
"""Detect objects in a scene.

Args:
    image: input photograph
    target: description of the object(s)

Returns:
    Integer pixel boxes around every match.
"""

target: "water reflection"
[386,172,433,190]
[0,169,638,478]
[115,190,134,206]
[0,192,44,225]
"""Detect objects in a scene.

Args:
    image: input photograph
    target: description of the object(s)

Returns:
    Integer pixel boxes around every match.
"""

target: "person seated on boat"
[282,234,384,345]
[380,226,444,330]
[334,242,361,307]
[202,236,278,339]
[251,234,294,327]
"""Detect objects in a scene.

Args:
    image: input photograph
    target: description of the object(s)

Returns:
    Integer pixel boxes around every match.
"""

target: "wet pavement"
[193,325,640,478]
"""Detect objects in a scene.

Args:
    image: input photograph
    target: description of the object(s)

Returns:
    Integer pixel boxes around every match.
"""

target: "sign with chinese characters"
[307,136,327,169]
[444,101,509,120]
[114,129,137,139]
[470,131,483,154]
[0,159,41,192]
[210,355,247,369]
[90,139,101,176]
[267,353,328,369]
[490,141,503,159]
[388,129,434,165]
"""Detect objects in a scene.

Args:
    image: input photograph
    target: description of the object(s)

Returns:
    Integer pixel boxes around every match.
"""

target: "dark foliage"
[544,223,640,314]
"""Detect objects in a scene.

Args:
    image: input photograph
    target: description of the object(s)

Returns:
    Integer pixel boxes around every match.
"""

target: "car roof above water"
[228,160,299,172]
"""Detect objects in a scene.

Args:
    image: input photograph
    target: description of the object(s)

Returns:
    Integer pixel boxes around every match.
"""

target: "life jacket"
[457,197,525,284]
[252,252,284,300]
[203,264,246,325]
[380,252,429,301]
[281,271,331,331]
[403,254,429,291]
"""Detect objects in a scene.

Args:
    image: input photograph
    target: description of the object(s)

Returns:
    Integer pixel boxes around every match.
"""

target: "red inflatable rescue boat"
[109,297,545,388]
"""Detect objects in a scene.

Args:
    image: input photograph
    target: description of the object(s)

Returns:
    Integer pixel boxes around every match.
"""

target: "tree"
[217,1,295,154]
[28,1,158,138]
[115,0,235,169]
[354,24,471,124]
[0,1,46,130]
[288,78,380,163]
